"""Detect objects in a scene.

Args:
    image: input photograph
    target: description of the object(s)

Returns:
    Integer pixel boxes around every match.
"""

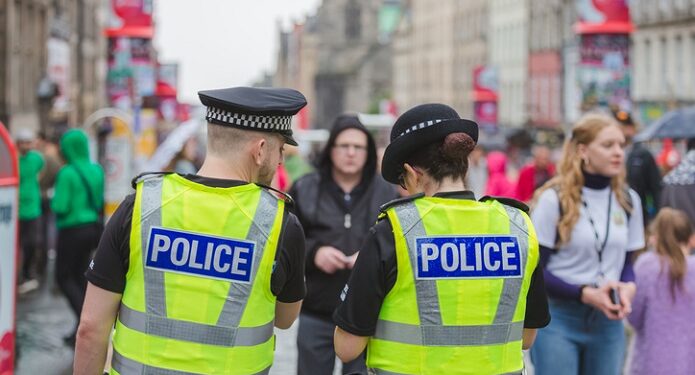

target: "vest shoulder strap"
[479,195,530,214]
[256,183,294,208]
[379,193,426,215]
[131,172,172,188]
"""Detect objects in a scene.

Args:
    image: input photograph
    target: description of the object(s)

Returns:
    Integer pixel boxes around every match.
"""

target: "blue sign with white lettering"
[146,227,255,283]
[415,236,522,279]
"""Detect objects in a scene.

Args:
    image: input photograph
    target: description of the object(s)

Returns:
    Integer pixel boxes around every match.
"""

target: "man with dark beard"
[74,87,308,375]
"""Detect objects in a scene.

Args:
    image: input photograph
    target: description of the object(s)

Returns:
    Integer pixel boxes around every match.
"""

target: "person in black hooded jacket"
[290,114,398,375]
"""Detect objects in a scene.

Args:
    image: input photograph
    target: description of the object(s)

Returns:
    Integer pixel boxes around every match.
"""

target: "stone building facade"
[312,0,393,128]
[393,0,487,118]
[528,0,577,128]
[489,0,529,128]
[631,0,695,123]
[0,0,106,136]
[453,0,488,119]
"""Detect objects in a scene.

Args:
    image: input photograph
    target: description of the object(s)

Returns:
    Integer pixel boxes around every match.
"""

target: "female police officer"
[333,103,550,375]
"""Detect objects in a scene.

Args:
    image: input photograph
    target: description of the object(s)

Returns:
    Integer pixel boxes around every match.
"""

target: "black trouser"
[19,218,40,280]
[36,197,55,278]
[297,312,367,375]
[56,223,100,330]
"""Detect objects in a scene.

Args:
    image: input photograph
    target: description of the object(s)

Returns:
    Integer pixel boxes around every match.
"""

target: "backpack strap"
[73,166,101,215]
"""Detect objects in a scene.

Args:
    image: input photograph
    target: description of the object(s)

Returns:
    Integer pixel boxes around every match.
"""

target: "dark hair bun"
[441,132,475,161]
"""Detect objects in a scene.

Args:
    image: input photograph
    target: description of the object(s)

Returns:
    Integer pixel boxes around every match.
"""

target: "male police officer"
[74,87,308,375]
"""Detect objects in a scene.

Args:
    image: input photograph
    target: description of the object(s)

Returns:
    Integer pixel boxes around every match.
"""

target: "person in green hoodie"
[16,129,44,292]
[51,128,104,345]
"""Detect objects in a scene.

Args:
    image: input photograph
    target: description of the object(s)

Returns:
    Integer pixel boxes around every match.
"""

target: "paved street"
[15,258,74,375]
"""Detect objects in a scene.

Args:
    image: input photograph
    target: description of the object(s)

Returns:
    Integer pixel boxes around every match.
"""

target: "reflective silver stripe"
[112,348,194,375]
[217,189,279,326]
[373,319,523,346]
[383,201,531,347]
[369,366,523,375]
[112,349,271,375]
[136,178,279,347]
[493,206,529,325]
[368,369,408,375]
[393,202,441,325]
[119,304,273,347]
[141,177,167,316]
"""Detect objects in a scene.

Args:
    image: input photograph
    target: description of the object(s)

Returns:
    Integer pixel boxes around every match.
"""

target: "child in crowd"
[628,208,695,375]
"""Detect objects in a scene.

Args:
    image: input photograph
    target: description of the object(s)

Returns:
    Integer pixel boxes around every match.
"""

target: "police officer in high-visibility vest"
[333,103,551,375]
[74,87,309,375]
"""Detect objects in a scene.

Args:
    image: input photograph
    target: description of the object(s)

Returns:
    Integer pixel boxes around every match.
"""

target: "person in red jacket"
[515,145,556,202]
[484,151,516,197]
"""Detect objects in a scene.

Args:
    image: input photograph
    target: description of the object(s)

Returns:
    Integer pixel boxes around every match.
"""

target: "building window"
[644,38,651,96]
[675,35,684,97]
[660,37,668,96]
[691,33,695,95]
[345,0,362,41]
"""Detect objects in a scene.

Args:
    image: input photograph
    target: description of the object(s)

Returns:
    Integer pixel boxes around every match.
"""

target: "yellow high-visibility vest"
[367,196,539,375]
[111,174,285,375]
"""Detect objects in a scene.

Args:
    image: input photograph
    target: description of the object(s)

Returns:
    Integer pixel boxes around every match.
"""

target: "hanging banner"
[158,64,178,91]
[111,0,153,28]
[107,37,133,109]
[575,0,633,34]
[578,33,631,111]
[106,0,154,37]
[107,37,155,108]
[46,38,71,113]
[0,123,18,375]
[472,66,499,132]
[103,119,134,218]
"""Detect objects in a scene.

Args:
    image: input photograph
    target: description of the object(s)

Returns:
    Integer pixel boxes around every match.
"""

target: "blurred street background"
[1,0,695,374]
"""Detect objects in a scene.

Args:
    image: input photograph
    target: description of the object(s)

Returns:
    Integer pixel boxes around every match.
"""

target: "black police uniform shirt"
[85,174,307,303]
[333,191,551,336]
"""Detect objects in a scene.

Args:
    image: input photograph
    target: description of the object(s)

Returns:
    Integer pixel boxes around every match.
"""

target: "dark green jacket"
[51,129,104,229]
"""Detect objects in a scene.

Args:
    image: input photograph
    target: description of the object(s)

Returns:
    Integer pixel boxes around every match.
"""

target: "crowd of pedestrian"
[12,86,695,374]
[15,128,105,346]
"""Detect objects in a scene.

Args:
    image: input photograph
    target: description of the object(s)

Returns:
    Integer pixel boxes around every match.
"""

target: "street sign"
[0,123,18,375]
[103,118,134,219]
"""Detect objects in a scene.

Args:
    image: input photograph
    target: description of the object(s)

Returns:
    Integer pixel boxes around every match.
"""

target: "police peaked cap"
[198,86,307,146]
[381,103,479,184]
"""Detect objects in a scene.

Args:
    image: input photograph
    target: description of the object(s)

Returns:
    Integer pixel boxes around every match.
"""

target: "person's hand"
[580,283,623,320]
[618,282,636,316]
[314,246,348,274]
[346,252,359,269]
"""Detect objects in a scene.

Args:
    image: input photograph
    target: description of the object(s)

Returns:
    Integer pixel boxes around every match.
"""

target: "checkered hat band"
[206,107,293,131]
[398,119,446,137]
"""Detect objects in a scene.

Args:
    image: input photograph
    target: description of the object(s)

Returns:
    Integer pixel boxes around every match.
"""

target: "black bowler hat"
[198,86,307,146]
[381,103,479,184]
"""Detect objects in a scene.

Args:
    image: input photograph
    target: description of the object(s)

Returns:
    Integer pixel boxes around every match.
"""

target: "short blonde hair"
[206,123,282,157]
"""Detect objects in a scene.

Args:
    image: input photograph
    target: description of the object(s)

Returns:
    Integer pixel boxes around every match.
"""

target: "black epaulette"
[131,172,173,189]
[379,193,425,214]
[479,195,530,214]
[256,183,295,208]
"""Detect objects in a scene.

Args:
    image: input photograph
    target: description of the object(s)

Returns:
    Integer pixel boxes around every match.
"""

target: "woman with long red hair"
[529,113,645,375]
